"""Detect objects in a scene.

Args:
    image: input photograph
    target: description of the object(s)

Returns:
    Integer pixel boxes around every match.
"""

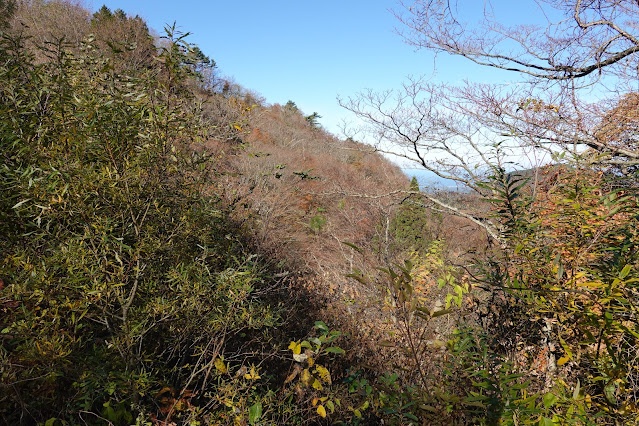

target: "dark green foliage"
[305,111,322,129]
[89,5,156,72]
[390,177,431,253]
[347,165,638,424]
[285,100,299,113]
[469,165,639,423]
[188,45,215,69]
[13,1,639,424]
[92,5,114,22]
[92,5,136,26]
[481,167,532,237]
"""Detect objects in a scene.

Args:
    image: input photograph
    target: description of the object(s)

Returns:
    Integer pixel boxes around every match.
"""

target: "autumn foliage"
[2,1,639,425]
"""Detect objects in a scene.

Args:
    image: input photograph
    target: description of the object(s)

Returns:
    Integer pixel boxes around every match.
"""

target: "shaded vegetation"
[1,1,638,425]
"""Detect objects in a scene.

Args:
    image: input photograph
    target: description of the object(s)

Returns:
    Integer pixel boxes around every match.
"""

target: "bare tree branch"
[397,0,639,82]
[339,1,639,244]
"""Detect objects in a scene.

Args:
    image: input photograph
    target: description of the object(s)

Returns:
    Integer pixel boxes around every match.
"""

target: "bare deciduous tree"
[395,0,639,163]
[341,0,639,242]
[11,0,90,51]
[397,0,639,84]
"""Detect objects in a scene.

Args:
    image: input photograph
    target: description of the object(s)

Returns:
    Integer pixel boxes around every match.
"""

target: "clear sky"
[86,0,560,188]
[89,0,509,137]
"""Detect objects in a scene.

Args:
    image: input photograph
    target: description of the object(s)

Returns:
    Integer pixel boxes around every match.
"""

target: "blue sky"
[91,0,517,137]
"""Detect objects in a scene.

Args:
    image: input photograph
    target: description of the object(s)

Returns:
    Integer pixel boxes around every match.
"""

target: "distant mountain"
[403,168,468,191]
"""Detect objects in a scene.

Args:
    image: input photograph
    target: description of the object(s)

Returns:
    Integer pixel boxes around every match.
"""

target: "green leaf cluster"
[0,26,279,424]
[390,177,432,253]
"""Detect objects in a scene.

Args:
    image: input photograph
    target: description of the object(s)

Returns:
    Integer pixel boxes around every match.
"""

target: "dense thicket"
[0,3,411,424]
[3,1,638,425]
[0,5,322,423]
[338,0,639,423]
[3,21,240,426]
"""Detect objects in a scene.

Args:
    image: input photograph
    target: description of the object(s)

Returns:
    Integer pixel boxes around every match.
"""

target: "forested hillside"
[1,1,638,425]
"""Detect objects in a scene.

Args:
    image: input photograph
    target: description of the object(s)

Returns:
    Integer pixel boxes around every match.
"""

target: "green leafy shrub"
[390,177,432,254]
[309,213,327,234]
[471,165,639,423]
[0,25,284,424]
[346,241,472,423]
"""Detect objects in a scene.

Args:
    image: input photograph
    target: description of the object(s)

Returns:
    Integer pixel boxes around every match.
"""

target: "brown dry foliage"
[11,0,90,56]
[200,97,432,360]
[219,101,408,281]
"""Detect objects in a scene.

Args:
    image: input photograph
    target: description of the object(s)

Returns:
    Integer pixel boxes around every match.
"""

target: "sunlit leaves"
[485,165,639,420]
[244,366,261,381]
[317,404,327,417]
[0,22,282,423]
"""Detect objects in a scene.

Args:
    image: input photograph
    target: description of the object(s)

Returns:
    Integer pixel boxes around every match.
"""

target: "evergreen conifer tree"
[391,177,431,253]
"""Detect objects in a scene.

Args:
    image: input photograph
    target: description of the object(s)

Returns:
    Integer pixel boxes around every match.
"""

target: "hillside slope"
[0,2,416,424]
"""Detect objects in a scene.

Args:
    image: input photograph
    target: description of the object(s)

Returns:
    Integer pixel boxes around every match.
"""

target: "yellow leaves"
[243,366,260,381]
[619,264,632,279]
[288,341,301,354]
[288,338,334,395]
[300,368,311,385]
[214,357,228,374]
[289,340,308,362]
[581,281,605,289]
[312,397,327,405]
[300,367,325,390]
[49,194,63,204]
[585,393,592,409]
[314,365,331,384]
[286,327,342,417]
[557,356,570,366]
[312,397,329,418]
